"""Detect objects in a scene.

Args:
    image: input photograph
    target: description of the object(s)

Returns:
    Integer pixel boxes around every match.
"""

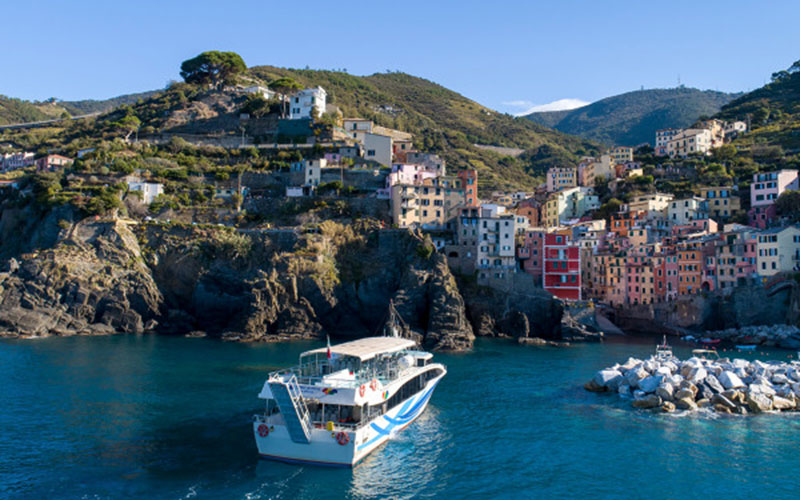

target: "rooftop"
[301,336,416,362]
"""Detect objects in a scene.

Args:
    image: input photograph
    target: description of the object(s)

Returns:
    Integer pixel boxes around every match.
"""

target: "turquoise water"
[2,334,799,500]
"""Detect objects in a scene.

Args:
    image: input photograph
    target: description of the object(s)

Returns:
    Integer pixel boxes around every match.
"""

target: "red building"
[457,169,479,207]
[543,233,581,300]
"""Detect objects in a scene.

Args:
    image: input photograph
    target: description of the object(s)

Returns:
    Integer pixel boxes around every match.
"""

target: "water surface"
[1,334,798,499]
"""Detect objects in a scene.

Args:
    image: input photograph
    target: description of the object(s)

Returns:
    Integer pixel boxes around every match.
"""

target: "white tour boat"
[253,331,446,467]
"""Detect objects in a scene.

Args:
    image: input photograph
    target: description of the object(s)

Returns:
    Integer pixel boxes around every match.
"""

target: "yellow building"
[698,186,741,220]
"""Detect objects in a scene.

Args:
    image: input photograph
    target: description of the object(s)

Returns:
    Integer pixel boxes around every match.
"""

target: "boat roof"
[301,336,416,362]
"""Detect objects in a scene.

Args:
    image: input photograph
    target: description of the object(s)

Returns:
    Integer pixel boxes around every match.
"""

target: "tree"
[776,190,800,222]
[180,51,247,87]
[268,77,303,118]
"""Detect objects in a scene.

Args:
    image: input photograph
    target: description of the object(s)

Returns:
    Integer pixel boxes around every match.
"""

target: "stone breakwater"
[585,354,800,414]
[701,324,800,350]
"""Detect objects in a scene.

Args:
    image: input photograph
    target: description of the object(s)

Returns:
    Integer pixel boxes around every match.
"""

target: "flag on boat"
[327,335,332,360]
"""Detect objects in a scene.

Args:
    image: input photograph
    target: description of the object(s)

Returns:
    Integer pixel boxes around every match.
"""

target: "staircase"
[269,374,312,444]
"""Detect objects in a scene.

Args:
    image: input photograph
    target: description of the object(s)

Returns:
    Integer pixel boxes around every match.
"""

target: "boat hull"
[254,371,444,467]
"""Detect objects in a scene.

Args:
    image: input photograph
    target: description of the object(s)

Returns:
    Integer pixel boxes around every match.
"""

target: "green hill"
[524,88,738,146]
[716,60,800,154]
[0,91,160,126]
[245,67,599,190]
[0,96,64,125]
[59,90,161,116]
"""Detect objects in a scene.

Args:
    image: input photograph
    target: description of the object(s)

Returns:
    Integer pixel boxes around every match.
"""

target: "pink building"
[748,204,777,229]
[517,230,545,283]
[671,219,718,236]
[35,154,73,171]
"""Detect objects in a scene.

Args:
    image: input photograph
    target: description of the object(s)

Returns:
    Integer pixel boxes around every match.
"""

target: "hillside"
[60,90,161,116]
[524,87,738,146]
[0,91,161,126]
[246,67,599,190]
[0,96,65,125]
[717,60,800,153]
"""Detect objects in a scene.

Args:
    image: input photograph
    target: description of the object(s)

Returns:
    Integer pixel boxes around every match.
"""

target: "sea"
[2,334,799,500]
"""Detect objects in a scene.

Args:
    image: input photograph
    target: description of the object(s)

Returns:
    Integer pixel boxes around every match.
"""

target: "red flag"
[326,335,332,360]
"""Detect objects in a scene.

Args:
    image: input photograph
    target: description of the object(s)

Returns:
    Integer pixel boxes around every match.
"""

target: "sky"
[2,0,799,115]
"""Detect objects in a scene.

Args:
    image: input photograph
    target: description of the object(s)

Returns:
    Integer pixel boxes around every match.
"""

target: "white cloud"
[513,98,591,116]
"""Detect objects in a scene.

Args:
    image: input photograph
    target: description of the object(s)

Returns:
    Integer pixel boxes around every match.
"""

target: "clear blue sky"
[2,0,798,114]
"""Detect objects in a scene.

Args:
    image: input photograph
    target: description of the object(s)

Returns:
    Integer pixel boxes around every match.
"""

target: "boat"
[735,345,757,351]
[699,338,721,345]
[252,307,446,467]
[692,349,721,360]
[655,335,673,360]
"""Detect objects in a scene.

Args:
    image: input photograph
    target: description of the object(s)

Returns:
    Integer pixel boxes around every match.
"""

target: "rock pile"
[585,353,800,414]
[702,324,800,350]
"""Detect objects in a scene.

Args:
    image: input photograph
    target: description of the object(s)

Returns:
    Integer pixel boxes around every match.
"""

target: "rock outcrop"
[0,219,477,350]
[587,351,800,415]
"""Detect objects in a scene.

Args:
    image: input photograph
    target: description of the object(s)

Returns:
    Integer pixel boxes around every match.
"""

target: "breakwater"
[586,351,800,414]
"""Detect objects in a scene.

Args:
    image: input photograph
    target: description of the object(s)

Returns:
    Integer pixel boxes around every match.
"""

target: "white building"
[244,85,277,100]
[655,128,681,152]
[128,181,164,204]
[1,152,35,171]
[289,87,327,120]
[343,118,373,133]
[667,197,709,225]
[666,129,713,158]
[756,226,800,276]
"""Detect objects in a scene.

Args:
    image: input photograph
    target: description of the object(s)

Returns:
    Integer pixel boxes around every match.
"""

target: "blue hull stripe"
[357,379,440,451]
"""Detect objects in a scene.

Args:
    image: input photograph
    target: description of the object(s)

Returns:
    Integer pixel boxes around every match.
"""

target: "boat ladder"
[268,374,313,444]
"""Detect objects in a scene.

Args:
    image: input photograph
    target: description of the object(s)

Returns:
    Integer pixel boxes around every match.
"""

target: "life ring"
[336,431,350,446]
[370,379,378,391]
[257,424,269,437]
[359,384,366,397]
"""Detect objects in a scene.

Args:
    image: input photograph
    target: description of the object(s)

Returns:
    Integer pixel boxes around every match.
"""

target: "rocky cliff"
[0,218,482,350]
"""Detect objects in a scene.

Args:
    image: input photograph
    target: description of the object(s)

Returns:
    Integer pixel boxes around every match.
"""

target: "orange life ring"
[257,424,269,437]
[370,379,378,391]
[359,384,366,397]
[336,431,350,446]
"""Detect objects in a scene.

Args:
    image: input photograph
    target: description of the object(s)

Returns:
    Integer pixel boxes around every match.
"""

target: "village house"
[542,232,581,300]
[289,87,327,120]
[668,197,708,225]
[607,146,633,164]
[654,128,681,156]
[666,129,713,158]
[545,167,577,192]
[1,152,35,171]
[699,186,741,221]
[748,169,799,229]
[755,226,800,276]
[35,154,73,171]
[127,181,164,204]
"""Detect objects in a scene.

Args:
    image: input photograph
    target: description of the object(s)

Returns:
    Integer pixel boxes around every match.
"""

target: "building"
[699,186,740,220]
[343,118,373,133]
[291,159,324,187]
[724,121,747,140]
[655,128,680,155]
[361,133,393,167]
[607,146,633,164]
[1,152,34,171]
[390,175,466,229]
[457,169,478,206]
[750,170,799,208]
[715,228,757,291]
[625,193,673,219]
[666,129,713,158]
[35,154,73,171]
[545,167,577,192]
[667,197,708,225]
[405,152,446,176]
[677,240,703,295]
[289,87,327,120]
[517,230,545,284]
[578,155,615,187]
[127,181,164,204]
[542,187,599,227]
[243,85,277,100]
[515,198,542,227]
[543,233,581,300]
[755,226,800,276]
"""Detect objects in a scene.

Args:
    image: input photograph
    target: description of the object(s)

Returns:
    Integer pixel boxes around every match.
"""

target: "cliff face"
[614,281,800,334]
[0,219,478,350]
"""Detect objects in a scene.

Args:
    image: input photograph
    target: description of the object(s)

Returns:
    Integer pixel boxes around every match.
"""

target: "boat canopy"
[301,337,416,362]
